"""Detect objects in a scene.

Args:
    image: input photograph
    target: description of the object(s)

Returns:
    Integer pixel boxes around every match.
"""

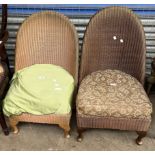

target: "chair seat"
[77,70,152,119]
[3,64,74,116]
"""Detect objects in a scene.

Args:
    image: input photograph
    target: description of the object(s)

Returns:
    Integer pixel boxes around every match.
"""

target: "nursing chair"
[76,6,152,145]
[4,11,78,137]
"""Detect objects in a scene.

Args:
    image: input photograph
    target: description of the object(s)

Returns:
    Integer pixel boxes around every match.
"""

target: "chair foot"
[12,126,19,134]
[59,122,70,138]
[65,133,71,139]
[77,136,83,142]
[3,128,9,135]
[64,129,70,138]
[77,127,86,142]
[136,131,147,145]
[9,118,19,134]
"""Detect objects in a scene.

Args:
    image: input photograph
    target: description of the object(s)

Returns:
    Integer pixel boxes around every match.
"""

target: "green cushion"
[3,64,74,116]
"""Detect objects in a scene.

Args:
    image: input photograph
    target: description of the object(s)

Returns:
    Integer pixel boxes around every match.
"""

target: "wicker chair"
[0,31,9,135]
[76,6,152,145]
[6,11,79,137]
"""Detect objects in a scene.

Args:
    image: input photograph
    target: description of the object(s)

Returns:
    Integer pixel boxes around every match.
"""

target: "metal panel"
[0,4,155,76]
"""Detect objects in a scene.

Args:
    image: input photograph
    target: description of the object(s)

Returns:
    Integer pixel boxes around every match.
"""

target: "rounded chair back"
[80,7,146,84]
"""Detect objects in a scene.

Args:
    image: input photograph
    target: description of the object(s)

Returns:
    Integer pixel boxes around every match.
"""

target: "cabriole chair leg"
[9,118,19,134]
[59,122,71,138]
[136,131,147,145]
[77,127,86,142]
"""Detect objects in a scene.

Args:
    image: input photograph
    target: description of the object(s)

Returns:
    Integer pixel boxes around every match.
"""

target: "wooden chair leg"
[77,127,86,142]
[136,131,147,145]
[0,112,9,135]
[9,118,19,134]
[59,122,70,138]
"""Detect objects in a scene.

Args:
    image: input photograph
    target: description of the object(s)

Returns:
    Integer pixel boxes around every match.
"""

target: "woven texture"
[15,11,79,83]
[77,115,151,131]
[8,11,78,128]
[10,113,71,124]
[77,6,151,132]
[80,6,146,85]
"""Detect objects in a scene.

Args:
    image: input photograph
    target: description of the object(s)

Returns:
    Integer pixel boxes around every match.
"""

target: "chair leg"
[136,131,147,145]
[59,122,70,138]
[0,112,9,135]
[77,127,86,142]
[9,118,19,134]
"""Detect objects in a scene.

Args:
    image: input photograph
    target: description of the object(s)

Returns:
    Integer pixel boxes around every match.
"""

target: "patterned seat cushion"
[77,70,152,119]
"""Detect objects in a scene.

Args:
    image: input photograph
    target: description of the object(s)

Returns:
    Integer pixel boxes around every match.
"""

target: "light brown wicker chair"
[76,6,152,145]
[6,11,79,137]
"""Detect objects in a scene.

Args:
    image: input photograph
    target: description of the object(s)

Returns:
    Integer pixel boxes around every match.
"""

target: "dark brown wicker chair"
[5,11,79,137]
[76,6,152,145]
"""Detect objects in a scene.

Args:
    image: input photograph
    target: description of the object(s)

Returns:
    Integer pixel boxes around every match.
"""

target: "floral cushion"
[77,69,152,119]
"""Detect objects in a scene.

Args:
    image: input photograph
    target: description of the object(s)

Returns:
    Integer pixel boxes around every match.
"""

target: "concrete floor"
[0,96,155,151]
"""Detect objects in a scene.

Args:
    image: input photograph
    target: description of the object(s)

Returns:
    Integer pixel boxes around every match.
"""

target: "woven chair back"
[15,11,79,82]
[80,7,146,84]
